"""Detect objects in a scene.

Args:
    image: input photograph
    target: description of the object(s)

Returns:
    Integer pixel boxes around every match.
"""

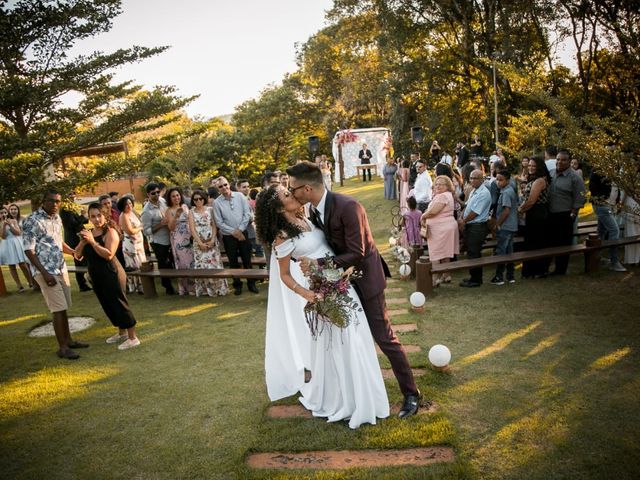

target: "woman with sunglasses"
[188,190,229,297]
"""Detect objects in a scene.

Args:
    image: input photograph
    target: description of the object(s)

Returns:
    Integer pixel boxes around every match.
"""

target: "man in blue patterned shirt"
[23,189,89,360]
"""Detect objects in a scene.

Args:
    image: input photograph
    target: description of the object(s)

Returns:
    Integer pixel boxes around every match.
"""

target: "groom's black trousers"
[356,288,418,397]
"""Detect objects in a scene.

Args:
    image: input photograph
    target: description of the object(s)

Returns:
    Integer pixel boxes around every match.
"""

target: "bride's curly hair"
[255,186,303,245]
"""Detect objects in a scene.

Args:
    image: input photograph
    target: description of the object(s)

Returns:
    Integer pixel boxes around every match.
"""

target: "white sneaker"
[118,338,141,350]
[106,333,128,344]
[609,261,627,272]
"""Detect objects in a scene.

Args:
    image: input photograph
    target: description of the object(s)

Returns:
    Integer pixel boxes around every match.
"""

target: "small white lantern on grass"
[398,263,411,280]
[409,291,426,313]
[428,344,451,370]
[389,236,398,246]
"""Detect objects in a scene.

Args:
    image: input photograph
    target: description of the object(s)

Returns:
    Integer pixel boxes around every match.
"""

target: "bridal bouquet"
[304,254,362,339]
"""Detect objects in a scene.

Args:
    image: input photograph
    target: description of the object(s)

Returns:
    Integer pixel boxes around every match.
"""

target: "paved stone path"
[247,447,455,470]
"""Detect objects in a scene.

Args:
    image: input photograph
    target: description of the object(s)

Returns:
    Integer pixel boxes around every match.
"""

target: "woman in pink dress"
[421,175,459,286]
[397,158,410,214]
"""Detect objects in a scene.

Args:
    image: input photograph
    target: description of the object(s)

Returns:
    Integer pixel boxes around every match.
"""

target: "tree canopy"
[0,0,194,203]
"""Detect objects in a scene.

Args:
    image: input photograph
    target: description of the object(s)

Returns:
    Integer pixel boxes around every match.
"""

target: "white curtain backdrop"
[331,128,391,182]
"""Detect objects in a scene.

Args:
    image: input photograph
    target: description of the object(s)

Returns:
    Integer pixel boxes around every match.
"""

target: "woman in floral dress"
[164,187,195,295]
[188,190,229,297]
[118,196,146,294]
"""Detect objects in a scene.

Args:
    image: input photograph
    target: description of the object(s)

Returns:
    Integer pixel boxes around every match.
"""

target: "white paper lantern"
[428,344,451,368]
[409,292,426,308]
[399,264,411,277]
[389,236,398,246]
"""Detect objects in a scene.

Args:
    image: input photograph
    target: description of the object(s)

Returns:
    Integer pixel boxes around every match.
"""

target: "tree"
[0,0,194,203]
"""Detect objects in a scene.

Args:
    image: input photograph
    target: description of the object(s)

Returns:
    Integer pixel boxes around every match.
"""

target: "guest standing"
[457,170,491,287]
[621,190,640,265]
[213,176,259,295]
[23,189,88,360]
[188,190,229,297]
[60,197,92,292]
[141,183,176,295]
[75,203,139,350]
[0,204,34,292]
[399,197,423,249]
[321,159,332,191]
[429,140,441,166]
[165,187,195,295]
[118,196,147,293]
[490,170,519,285]
[422,176,459,286]
[383,157,398,199]
[548,150,586,275]
[518,157,551,278]
[413,161,433,212]
[397,158,410,213]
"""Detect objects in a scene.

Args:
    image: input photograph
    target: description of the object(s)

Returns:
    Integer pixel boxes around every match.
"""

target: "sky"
[69,0,334,118]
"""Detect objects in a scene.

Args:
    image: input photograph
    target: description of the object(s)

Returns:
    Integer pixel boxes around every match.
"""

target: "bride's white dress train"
[265,225,389,429]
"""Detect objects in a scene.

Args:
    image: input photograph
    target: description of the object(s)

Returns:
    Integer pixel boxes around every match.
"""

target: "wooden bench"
[146,255,267,267]
[68,265,269,298]
[415,235,640,295]
[480,221,605,250]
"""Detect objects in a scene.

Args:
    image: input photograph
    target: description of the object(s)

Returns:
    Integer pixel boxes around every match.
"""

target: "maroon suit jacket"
[317,191,391,300]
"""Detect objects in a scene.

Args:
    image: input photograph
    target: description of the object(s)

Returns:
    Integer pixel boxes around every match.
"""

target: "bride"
[255,185,389,429]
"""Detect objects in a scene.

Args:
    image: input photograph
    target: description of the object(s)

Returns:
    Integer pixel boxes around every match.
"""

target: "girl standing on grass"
[0,204,34,292]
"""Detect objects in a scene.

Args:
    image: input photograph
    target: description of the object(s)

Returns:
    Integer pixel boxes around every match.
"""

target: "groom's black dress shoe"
[398,391,421,419]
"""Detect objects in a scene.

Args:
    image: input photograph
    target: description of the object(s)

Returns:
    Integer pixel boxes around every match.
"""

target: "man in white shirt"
[439,150,453,165]
[413,161,433,212]
[544,145,557,172]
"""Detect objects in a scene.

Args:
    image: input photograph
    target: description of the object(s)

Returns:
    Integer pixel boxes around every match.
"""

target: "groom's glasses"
[287,185,306,193]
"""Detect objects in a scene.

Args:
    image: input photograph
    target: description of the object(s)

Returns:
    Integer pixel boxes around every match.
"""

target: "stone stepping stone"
[247,447,455,470]
[28,316,95,337]
[266,401,438,419]
[388,308,409,316]
[386,287,403,293]
[381,368,426,379]
[393,323,417,333]
[386,297,406,305]
[376,344,421,354]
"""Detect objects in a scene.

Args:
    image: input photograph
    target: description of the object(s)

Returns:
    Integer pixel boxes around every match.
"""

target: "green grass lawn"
[1,178,639,479]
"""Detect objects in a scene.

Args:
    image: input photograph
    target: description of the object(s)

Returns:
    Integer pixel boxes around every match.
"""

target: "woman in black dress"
[74,203,140,350]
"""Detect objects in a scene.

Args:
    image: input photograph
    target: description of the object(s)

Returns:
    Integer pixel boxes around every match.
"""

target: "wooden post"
[0,266,7,297]
[338,143,345,187]
[584,233,602,273]
[415,254,433,296]
[139,262,158,298]
[409,245,424,280]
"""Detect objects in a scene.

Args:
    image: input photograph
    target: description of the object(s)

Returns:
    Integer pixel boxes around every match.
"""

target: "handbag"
[420,222,429,239]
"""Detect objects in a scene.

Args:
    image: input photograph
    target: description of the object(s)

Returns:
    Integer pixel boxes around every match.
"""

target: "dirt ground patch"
[247,447,455,469]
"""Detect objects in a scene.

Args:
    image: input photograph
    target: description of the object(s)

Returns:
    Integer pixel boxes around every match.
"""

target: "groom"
[287,161,421,418]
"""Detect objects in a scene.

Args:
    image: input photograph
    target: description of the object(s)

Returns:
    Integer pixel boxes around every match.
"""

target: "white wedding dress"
[265,223,389,429]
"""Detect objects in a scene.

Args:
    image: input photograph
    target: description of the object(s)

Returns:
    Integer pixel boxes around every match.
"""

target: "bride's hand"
[302,289,317,303]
